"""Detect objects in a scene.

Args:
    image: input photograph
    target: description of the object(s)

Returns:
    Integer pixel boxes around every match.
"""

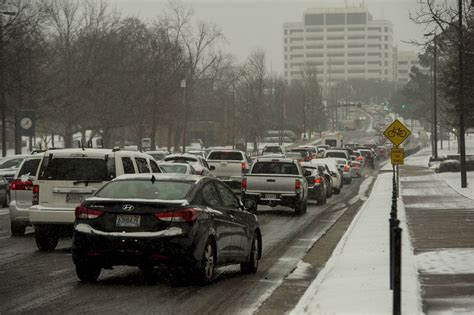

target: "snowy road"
[0,168,378,314]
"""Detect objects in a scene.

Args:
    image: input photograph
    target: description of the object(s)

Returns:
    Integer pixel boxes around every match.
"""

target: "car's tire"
[139,264,158,285]
[35,225,59,251]
[10,221,26,236]
[241,232,260,274]
[195,238,216,285]
[334,186,341,194]
[76,262,101,283]
[294,201,306,215]
[317,191,326,205]
[3,192,10,208]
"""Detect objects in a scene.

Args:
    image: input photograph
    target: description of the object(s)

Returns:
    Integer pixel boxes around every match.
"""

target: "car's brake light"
[241,162,246,174]
[295,179,301,191]
[242,178,247,191]
[344,165,350,172]
[32,185,39,205]
[314,177,322,184]
[75,206,104,219]
[357,156,363,161]
[155,207,201,222]
[10,179,33,191]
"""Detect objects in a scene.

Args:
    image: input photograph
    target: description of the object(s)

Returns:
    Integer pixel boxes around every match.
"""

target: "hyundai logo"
[122,204,135,212]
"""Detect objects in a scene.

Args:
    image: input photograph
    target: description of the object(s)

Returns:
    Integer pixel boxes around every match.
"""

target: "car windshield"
[263,147,282,153]
[96,180,192,200]
[252,162,298,175]
[159,164,188,174]
[207,151,243,160]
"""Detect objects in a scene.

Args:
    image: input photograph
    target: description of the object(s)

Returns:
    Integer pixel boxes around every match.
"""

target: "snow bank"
[436,171,474,200]
[416,249,474,275]
[291,173,422,315]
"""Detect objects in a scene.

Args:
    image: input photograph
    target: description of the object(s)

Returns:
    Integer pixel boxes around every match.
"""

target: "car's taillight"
[242,178,247,191]
[357,156,363,161]
[295,179,301,191]
[32,185,39,205]
[155,207,201,222]
[344,165,350,172]
[314,177,322,184]
[10,179,33,191]
[241,162,246,174]
[75,206,104,219]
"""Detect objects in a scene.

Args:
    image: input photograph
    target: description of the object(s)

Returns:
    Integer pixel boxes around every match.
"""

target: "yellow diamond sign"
[383,119,411,146]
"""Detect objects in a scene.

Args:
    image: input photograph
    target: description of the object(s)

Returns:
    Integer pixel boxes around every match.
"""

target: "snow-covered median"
[291,173,422,314]
[436,171,474,200]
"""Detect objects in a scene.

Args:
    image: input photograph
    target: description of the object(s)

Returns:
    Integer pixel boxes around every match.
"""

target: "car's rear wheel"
[295,201,306,215]
[241,232,260,274]
[195,238,216,285]
[317,191,326,205]
[76,262,101,283]
[10,221,26,236]
[35,225,59,251]
[3,192,10,208]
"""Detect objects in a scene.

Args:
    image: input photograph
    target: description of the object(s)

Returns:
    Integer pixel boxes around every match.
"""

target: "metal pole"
[232,79,235,149]
[458,0,467,188]
[0,14,5,157]
[181,80,187,153]
[433,35,438,159]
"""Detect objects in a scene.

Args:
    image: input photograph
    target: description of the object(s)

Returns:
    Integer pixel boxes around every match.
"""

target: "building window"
[384,70,388,74]
[290,38,304,43]
[290,54,304,59]
[384,44,388,49]
[348,35,365,40]
[348,27,365,31]
[368,52,381,57]
[348,60,365,65]
[328,61,345,65]
[304,14,324,26]
[368,70,381,74]
[384,52,388,57]
[290,29,303,35]
[328,69,345,74]
[384,27,388,32]
[348,52,365,56]
[327,36,345,40]
[348,69,365,73]
[290,46,304,51]
[325,13,345,25]
[307,45,323,49]
[284,30,288,35]
[399,70,408,74]
[368,35,381,40]
[368,27,381,31]
[306,28,323,32]
[367,44,381,48]
[346,12,367,24]
[306,36,323,41]
[327,44,344,49]
[290,62,304,67]
[368,61,381,65]
[306,53,324,58]
[327,28,344,32]
[384,36,388,41]
[384,61,388,66]
[327,53,344,57]
[348,43,365,48]
[398,61,408,65]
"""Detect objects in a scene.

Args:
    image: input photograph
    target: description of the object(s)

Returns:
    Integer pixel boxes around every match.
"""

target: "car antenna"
[151,175,156,184]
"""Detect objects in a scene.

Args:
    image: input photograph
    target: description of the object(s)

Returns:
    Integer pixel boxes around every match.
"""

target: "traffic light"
[401,104,406,109]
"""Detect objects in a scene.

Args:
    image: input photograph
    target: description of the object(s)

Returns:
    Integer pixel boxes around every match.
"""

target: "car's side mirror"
[209,165,216,171]
[303,170,312,177]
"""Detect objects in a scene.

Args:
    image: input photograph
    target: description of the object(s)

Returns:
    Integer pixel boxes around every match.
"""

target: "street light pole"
[181,79,187,154]
[458,0,467,188]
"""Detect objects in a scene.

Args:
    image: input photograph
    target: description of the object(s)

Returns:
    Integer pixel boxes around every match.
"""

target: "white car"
[158,162,197,175]
[314,158,343,194]
[261,145,286,156]
[327,157,352,184]
[29,148,162,251]
[163,154,212,176]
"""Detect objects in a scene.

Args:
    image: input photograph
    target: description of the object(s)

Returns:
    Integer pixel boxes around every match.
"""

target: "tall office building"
[394,50,422,83]
[283,6,394,91]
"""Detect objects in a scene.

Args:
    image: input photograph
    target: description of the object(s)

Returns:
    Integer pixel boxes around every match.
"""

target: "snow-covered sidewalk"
[291,173,422,314]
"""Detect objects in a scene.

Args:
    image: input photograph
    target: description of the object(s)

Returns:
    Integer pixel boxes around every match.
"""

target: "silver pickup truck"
[206,150,251,191]
[241,157,309,215]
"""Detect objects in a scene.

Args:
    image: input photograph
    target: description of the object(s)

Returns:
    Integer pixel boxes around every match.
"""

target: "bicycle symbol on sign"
[387,128,407,138]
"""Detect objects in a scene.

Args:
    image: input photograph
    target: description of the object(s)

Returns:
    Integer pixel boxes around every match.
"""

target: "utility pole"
[433,35,438,159]
[232,78,236,149]
[458,0,468,188]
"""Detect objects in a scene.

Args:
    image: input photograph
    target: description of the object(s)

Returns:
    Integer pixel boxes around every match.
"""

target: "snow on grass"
[416,249,474,274]
[291,173,422,315]
[436,171,474,200]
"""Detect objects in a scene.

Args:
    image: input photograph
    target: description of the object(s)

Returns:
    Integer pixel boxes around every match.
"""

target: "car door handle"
[266,179,275,182]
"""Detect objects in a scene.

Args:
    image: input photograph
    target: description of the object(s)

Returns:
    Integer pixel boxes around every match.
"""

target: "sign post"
[383,119,411,315]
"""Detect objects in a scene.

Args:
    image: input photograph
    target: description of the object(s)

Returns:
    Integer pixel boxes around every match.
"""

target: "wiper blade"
[73,180,103,186]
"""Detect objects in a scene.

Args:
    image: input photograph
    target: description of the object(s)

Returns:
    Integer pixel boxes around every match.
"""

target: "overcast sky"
[108,0,428,73]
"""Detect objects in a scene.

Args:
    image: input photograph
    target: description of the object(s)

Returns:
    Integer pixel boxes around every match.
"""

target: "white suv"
[29,148,162,251]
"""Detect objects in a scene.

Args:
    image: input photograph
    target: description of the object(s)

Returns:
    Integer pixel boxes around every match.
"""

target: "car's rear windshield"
[251,162,298,175]
[96,180,192,200]
[325,152,347,159]
[150,153,166,160]
[38,157,114,181]
[164,157,197,163]
[160,165,188,174]
[207,151,243,161]
[289,149,310,156]
[18,159,41,178]
[286,152,303,158]
[263,147,282,153]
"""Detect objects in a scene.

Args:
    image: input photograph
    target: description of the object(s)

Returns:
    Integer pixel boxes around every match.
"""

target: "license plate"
[66,193,84,203]
[116,215,141,227]
[265,194,277,199]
